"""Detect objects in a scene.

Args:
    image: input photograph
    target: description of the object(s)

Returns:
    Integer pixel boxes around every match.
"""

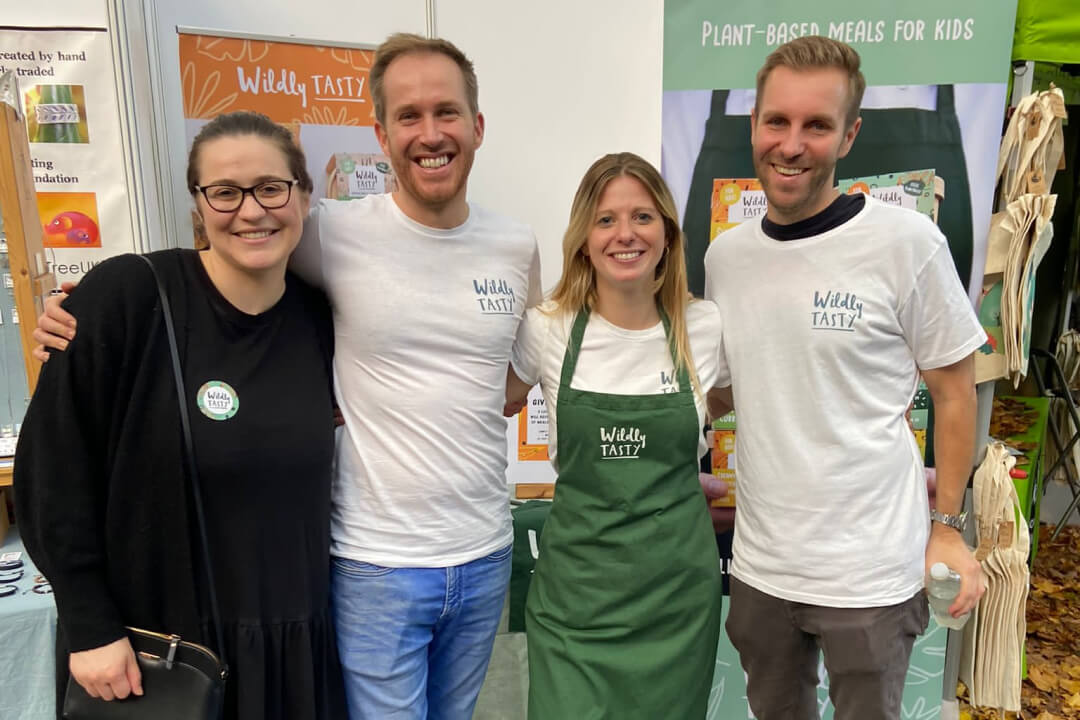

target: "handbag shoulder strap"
[137,253,228,671]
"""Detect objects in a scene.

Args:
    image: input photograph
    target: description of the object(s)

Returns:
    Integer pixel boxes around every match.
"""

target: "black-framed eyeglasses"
[194,179,299,212]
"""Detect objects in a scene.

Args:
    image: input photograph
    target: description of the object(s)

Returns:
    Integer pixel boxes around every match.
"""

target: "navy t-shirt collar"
[761,192,866,241]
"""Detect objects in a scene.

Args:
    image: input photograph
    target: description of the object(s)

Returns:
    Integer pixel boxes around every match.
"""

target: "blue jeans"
[331,545,512,720]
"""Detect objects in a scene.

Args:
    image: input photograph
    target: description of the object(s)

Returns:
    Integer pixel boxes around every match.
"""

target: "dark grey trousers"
[726,576,929,720]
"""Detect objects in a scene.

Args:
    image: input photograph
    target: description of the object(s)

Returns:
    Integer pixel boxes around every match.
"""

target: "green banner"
[1013,0,1080,64]
[664,0,1018,90]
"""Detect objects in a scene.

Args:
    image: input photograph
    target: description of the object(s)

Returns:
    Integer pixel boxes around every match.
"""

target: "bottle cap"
[930,562,950,580]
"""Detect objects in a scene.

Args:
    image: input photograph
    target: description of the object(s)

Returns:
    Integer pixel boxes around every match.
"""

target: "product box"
[709,178,765,241]
[325,152,397,200]
[710,411,736,508]
[837,169,936,220]
[909,381,930,460]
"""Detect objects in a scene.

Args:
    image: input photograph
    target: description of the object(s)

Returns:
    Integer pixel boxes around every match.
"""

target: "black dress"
[15,249,347,720]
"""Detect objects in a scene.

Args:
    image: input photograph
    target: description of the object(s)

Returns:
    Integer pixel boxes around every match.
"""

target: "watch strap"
[930,508,967,531]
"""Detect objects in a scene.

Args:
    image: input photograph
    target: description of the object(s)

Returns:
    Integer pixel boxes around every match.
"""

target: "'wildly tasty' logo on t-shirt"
[600,425,647,459]
[473,278,515,315]
[811,290,864,332]
[660,369,678,394]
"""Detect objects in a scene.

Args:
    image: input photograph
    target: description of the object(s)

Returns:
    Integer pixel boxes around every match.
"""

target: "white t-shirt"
[292,194,541,566]
[510,300,726,467]
[704,198,985,607]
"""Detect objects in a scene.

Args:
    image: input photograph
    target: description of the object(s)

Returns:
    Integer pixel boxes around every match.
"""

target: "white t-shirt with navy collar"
[705,197,984,607]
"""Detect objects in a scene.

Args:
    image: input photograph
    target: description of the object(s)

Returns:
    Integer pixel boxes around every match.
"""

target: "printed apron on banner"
[525,308,723,719]
[682,85,973,295]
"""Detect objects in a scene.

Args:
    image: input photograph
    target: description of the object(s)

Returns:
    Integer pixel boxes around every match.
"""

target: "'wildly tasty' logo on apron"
[600,425,647,460]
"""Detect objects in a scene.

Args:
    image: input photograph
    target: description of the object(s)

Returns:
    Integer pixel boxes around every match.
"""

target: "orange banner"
[178,33,376,127]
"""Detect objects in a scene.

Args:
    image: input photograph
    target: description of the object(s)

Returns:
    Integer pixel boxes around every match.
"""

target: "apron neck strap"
[935,84,955,115]
[710,89,730,118]
[561,306,693,394]
[560,307,591,390]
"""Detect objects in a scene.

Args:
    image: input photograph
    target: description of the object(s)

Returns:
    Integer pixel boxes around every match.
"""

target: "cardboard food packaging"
[325,152,397,200]
[710,411,736,508]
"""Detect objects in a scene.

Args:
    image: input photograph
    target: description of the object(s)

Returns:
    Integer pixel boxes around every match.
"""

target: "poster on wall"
[663,0,1018,302]
[0,27,136,284]
[177,31,389,207]
[505,382,557,490]
[517,384,550,462]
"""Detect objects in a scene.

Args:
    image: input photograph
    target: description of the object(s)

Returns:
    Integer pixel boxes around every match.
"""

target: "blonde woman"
[506,152,725,718]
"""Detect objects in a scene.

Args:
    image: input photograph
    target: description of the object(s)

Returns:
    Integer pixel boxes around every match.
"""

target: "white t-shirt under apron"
[511,300,727,467]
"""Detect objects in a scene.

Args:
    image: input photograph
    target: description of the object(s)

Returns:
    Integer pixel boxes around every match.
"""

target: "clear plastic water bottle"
[926,562,970,630]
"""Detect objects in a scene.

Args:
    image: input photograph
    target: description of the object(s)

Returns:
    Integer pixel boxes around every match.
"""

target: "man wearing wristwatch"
[703,37,986,720]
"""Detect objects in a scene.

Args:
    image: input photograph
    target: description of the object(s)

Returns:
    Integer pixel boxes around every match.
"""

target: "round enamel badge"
[197,381,239,421]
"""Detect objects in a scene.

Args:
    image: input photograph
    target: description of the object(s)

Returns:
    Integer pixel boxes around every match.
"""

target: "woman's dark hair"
[186,111,314,195]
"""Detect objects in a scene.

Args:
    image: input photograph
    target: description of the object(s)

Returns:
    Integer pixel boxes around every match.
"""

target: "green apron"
[682,85,973,296]
[525,308,722,720]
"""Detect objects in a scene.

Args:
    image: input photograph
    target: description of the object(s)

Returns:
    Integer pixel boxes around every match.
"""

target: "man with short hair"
[704,36,985,719]
[290,34,540,720]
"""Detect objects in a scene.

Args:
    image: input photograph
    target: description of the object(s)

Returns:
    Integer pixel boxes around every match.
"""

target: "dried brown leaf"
[1034,578,1067,595]
[1033,664,1062,692]
[960,527,1080,720]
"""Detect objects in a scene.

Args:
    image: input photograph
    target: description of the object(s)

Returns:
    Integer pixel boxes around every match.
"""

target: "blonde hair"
[755,36,865,128]
[549,152,702,399]
[371,33,479,125]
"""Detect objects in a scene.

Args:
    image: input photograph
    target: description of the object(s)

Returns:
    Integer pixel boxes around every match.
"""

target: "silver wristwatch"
[930,509,968,532]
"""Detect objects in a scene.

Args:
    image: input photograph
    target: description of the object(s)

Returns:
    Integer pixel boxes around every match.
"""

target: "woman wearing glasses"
[15,111,346,719]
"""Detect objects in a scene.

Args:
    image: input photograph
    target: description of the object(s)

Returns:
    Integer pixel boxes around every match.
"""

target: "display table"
[473,502,950,719]
[0,528,57,720]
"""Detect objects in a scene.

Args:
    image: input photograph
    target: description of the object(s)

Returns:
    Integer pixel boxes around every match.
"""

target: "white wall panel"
[1,0,107,27]
[436,0,664,291]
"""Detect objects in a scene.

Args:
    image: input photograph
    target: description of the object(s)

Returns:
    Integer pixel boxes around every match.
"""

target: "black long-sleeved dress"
[14,249,346,719]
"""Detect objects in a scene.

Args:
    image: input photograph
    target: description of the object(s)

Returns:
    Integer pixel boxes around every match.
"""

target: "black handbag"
[63,255,228,720]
